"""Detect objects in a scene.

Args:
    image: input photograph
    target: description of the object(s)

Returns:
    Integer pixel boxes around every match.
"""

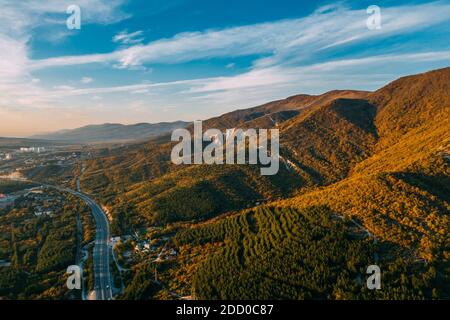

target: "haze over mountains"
[0,137,72,147]
[31,121,189,143]
[27,91,371,144]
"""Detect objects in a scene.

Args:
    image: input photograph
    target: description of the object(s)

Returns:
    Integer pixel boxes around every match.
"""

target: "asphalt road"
[8,175,114,300]
[55,183,114,300]
[69,188,113,300]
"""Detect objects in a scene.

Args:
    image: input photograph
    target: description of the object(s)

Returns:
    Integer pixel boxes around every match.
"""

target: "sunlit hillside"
[73,67,450,300]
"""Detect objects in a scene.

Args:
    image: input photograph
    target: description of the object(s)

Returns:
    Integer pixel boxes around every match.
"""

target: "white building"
[34,210,53,217]
[111,236,122,247]
[20,147,46,153]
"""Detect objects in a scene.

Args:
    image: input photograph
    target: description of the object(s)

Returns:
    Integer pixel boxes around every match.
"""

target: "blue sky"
[0,0,449,136]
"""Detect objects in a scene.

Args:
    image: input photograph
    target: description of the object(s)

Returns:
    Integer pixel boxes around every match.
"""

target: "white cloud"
[0,0,128,112]
[0,0,128,33]
[81,77,94,84]
[0,34,29,81]
[131,89,150,94]
[0,0,129,76]
[1,1,450,136]
[28,50,450,100]
[53,85,75,91]
[113,30,145,45]
[29,2,450,70]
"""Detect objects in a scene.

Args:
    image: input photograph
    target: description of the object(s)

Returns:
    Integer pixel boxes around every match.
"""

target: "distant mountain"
[0,137,72,148]
[31,121,189,143]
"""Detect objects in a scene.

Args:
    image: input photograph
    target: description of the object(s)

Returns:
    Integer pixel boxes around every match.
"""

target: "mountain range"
[77,67,449,230]
[24,67,450,299]
[30,121,189,143]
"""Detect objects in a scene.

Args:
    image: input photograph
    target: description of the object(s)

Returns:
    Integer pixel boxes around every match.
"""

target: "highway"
[73,190,113,300]
[49,180,114,300]
[6,166,113,299]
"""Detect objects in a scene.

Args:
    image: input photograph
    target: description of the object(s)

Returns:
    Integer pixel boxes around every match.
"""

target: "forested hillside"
[175,206,446,299]
[0,192,92,300]
[78,68,449,299]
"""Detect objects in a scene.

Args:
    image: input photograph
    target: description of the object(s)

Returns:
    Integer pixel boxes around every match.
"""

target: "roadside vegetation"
[0,191,92,299]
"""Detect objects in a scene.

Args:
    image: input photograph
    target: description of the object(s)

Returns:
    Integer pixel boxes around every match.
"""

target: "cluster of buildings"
[34,208,54,217]
[54,153,79,165]
[112,234,178,265]
[7,150,80,170]
[154,247,178,262]
[14,188,65,217]
[134,240,152,253]
[0,152,12,161]
[20,147,46,153]
[136,237,178,262]
[111,235,132,247]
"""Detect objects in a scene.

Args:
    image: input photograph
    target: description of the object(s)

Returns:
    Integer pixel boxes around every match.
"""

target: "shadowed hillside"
[200,90,370,131]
